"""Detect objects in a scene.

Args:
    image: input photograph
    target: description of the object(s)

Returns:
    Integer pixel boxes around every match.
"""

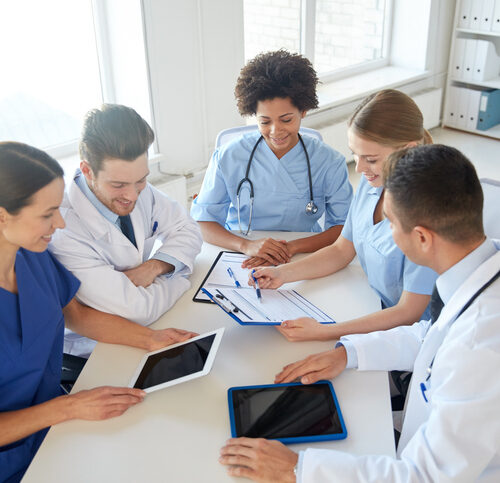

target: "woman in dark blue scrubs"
[0,142,197,482]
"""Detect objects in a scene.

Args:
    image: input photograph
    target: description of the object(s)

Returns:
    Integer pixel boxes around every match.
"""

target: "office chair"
[481,178,500,239]
[215,125,323,148]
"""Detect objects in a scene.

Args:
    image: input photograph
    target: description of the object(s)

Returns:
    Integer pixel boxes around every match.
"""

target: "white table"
[24,233,395,482]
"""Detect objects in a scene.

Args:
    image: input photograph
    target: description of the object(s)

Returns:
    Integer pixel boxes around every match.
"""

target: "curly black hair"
[234,50,319,116]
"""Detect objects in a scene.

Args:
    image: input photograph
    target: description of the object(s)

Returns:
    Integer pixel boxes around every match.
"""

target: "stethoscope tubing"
[236,133,318,234]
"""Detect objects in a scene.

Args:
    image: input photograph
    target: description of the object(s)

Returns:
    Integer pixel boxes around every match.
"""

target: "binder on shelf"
[444,86,462,127]
[481,0,496,31]
[473,40,500,81]
[466,89,483,130]
[456,87,469,129]
[458,0,473,28]
[469,0,483,30]
[452,38,466,78]
[477,89,500,130]
[493,0,500,32]
[462,39,477,81]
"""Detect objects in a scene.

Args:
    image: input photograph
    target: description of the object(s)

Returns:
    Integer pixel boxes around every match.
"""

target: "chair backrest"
[215,125,323,148]
[481,178,500,239]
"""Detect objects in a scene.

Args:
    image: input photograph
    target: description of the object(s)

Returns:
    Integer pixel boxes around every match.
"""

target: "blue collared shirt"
[191,130,352,232]
[342,176,437,316]
[436,237,498,304]
[74,171,184,275]
[340,238,499,370]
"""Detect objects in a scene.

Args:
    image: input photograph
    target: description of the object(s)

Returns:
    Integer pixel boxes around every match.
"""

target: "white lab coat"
[300,249,500,482]
[50,179,202,356]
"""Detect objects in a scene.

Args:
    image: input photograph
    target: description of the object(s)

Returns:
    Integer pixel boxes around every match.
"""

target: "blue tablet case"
[227,381,347,444]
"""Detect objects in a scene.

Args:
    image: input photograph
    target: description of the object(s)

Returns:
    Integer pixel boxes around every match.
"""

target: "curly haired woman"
[191,50,353,268]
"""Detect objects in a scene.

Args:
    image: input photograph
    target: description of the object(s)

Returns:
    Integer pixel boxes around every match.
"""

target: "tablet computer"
[128,328,224,393]
[227,381,347,444]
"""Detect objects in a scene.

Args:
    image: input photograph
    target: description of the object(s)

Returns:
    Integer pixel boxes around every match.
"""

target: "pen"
[251,269,262,303]
[152,221,158,234]
[227,267,241,288]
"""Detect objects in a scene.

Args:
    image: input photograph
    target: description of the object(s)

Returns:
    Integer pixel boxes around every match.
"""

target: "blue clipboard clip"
[201,288,254,324]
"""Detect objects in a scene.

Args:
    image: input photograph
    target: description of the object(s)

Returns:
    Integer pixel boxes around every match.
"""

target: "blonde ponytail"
[349,90,430,147]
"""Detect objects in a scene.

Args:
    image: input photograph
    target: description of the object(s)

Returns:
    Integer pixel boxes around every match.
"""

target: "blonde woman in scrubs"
[252,89,438,341]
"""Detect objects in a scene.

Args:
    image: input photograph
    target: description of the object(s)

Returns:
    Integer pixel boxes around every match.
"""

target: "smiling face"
[81,154,149,216]
[255,97,306,159]
[347,128,401,188]
[0,177,65,252]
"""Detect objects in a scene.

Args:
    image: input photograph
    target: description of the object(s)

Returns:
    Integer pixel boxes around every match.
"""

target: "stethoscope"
[419,268,500,403]
[236,133,318,235]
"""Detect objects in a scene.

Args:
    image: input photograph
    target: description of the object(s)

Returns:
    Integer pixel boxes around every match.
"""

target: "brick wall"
[244,0,386,74]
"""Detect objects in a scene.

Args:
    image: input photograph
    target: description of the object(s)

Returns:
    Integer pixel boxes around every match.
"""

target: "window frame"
[300,0,394,83]
[41,0,115,159]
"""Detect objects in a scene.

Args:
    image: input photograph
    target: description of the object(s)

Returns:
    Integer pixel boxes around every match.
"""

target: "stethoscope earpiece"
[236,134,317,234]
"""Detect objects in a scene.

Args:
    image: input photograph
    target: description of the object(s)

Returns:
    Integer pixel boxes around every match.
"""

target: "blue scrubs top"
[191,131,353,232]
[0,249,80,483]
[342,177,437,319]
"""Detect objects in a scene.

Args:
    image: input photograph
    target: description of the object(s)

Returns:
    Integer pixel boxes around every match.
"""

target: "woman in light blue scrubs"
[191,50,353,268]
[252,90,438,341]
[0,143,195,482]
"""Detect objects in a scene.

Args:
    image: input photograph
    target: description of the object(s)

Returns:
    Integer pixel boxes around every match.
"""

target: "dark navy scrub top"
[0,248,80,483]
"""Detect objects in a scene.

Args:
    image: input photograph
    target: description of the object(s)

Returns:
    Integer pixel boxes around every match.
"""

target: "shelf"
[450,78,500,89]
[456,28,500,38]
[445,1,500,141]
[441,123,500,140]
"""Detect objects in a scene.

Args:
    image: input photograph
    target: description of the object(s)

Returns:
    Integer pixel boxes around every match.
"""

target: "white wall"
[142,0,244,175]
[141,0,456,177]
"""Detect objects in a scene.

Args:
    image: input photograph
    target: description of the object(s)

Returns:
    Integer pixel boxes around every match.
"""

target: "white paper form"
[195,252,254,301]
[211,287,334,325]
[204,252,252,287]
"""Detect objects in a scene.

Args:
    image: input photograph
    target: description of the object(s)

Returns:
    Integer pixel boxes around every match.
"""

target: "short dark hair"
[79,104,155,173]
[384,144,484,243]
[234,50,319,116]
[0,142,63,215]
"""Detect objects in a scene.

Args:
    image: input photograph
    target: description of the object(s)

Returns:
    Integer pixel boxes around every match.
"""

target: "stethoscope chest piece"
[305,200,318,215]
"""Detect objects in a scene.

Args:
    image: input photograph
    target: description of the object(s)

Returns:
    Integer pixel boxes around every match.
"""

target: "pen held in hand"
[227,267,241,288]
[251,269,263,303]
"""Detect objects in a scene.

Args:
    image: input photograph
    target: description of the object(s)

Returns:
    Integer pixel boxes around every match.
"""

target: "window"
[0,0,102,157]
[244,0,392,79]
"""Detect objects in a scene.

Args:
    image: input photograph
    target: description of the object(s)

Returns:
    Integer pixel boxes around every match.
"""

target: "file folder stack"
[477,89,500,130]
[445,87,500,131]
[452,38,500,82]
[459,0,500,33]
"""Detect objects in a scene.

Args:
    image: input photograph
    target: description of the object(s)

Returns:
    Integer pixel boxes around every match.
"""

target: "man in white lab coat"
[220,144,500,482]
[50,104,202,356]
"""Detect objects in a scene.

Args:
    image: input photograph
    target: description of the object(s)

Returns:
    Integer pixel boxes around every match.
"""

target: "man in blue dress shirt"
[220,144,500,482]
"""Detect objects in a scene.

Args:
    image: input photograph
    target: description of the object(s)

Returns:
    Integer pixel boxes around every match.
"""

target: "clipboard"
[193,251,248,303]
[201,286,335,326]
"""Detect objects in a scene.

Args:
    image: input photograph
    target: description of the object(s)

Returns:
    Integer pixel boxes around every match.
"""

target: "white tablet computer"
[128,328,224,393]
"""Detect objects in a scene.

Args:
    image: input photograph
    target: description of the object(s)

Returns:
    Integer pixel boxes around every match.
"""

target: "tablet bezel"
[227,381,347,444]
[128,328,224,393]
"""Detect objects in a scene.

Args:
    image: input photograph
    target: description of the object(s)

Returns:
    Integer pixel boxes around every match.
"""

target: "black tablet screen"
[231,384,342,439]
[133,334,216,389]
